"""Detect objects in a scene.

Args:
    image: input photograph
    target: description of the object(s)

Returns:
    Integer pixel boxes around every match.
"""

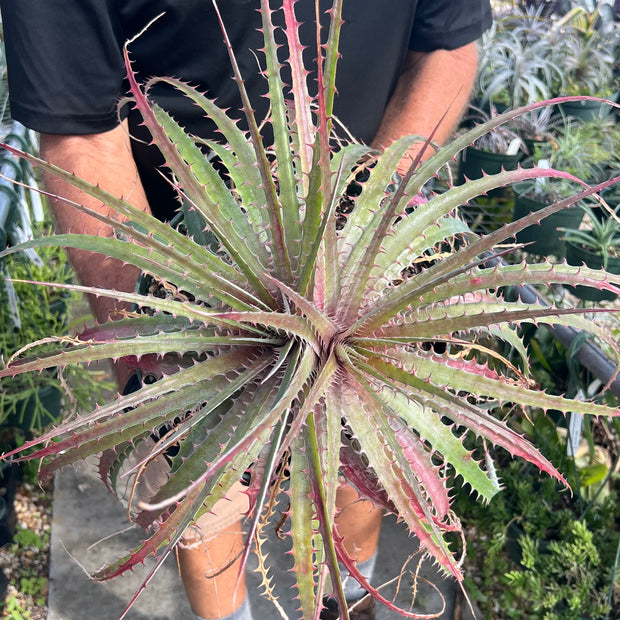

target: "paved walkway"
[47,459,471,620]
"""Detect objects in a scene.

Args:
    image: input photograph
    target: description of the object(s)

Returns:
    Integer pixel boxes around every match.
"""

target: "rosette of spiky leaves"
[1,1,620,618]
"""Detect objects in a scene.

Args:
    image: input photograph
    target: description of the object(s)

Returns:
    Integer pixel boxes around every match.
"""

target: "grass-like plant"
[451,415,619,620]
[0,234,107,432]
[0,240,71,429]
[0,1,619,618]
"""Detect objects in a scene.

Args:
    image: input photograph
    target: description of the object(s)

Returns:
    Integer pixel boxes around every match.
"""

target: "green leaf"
[289,440,318,619]
[342,375,462,579]
[148,76,267,216]
[368,215,471,297]
[259,0,301,273]
[370,382,500,503]
[339,136,421,321]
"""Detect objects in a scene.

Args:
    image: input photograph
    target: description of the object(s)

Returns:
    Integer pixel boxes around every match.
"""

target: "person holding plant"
[0,1,491,619]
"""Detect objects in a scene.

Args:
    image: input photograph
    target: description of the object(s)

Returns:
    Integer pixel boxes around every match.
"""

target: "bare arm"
[371,42,479,174]
[39,121,151,326]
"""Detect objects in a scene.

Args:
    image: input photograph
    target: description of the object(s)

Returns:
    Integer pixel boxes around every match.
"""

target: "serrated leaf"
[289,441,318,620]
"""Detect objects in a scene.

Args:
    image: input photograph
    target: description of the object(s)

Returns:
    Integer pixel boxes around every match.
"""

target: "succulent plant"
[518,118,615,203]
[1,1,619,618]
[476,20,562,109]
[561,203,620,269]
[548,4,620,97]
[462,104,525,155]
[510,105,562,147]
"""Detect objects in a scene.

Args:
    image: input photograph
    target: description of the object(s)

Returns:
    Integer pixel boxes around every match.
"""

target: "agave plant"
[1,1,620,618]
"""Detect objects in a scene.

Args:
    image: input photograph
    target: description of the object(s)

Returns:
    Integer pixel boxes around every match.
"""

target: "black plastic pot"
[513,190,585,257]
[564,241,620,301]
[558,97,616,122]
[458,146,522,184]
[459,147,524,231]
[0,461,20,547]
[1,383,63,431]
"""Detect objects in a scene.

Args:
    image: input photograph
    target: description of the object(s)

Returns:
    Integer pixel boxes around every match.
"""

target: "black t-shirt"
[1,0,492,217]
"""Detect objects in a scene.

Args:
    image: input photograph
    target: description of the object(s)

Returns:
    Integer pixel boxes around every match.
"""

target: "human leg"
[178,481,382,619]
[319,483,383,619]
[177,520,247,619]
[176,481,251,620]
[116,413,252,620]
[335,483,383,566]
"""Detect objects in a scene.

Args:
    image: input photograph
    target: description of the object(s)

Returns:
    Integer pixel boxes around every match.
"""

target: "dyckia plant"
[1,1,620,618]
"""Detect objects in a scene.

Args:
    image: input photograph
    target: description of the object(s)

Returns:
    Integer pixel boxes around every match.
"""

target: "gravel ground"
[0,480,51,619]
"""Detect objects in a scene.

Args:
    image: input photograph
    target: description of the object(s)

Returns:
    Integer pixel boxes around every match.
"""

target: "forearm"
[39,121,151,325]
[371,42,479,174]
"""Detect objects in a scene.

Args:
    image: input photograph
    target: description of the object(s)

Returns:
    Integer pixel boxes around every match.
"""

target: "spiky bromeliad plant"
[1,1,620,618]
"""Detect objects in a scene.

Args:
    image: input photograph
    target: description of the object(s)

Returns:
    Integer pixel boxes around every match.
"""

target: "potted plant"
[0,2,619,618]
[510,106,562,155]
[459,105,525,177]
[562,203,620,301]
[512,177,587,257]
[457,105,525,220]
[513,119,612,256]
[549,5,620,120]
[474,6,563,112]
